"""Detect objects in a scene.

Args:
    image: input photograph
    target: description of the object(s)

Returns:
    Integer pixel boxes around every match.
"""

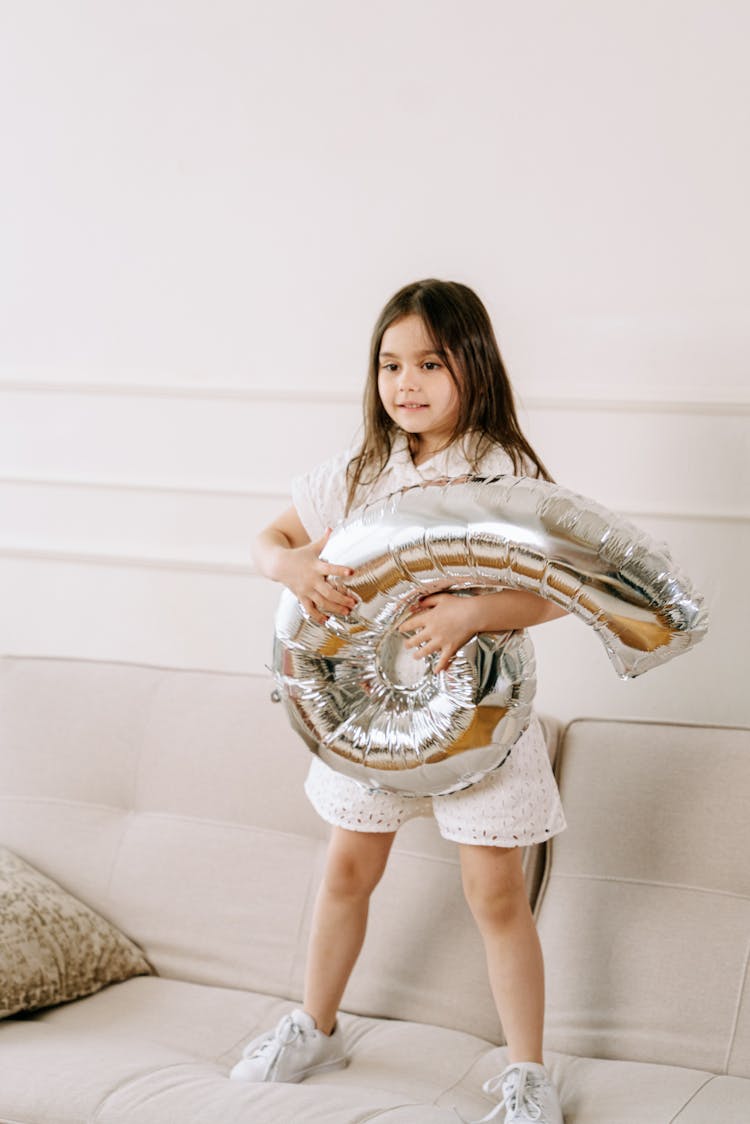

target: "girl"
[231,280,567,1124]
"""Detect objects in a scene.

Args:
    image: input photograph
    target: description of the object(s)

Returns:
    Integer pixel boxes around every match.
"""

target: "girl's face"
[377,315,460,458]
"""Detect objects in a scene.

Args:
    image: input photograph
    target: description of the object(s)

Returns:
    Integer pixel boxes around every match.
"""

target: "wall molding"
[518,396,750,416]
[0,544,259,576]
[0,474,285,500]
[0,473,747,524]
[0,377,748,415]
[0,379,357,405]
[0,493,746,578]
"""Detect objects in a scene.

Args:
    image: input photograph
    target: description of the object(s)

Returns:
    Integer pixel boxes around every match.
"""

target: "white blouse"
[291,430,520,540]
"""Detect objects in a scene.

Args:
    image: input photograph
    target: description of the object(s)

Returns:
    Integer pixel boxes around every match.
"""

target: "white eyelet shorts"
[304,713,567,848]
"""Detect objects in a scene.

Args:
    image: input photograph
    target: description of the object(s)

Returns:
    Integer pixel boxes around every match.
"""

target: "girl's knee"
[324,828,395,899]
[460,846,529,929]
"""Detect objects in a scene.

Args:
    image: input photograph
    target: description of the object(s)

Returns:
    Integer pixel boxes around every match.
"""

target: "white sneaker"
[229,1008,348,1083]
[472,1062,563,1123]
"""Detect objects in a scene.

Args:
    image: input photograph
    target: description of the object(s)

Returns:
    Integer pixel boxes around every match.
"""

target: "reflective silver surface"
[273,475,708,797]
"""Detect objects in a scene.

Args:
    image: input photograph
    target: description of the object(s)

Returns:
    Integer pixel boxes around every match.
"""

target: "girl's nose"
[397,365,421,390]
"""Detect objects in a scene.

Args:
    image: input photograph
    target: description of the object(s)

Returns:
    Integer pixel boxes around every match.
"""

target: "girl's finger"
[429,640,456,670]
[301,597,328,626]
[317,584,357,610]
[319,561,355,578]
[404,629,437,651]
[323,576,357,599]
[413,637,441,659]
[319,600,352,617]
[310,528,333,555]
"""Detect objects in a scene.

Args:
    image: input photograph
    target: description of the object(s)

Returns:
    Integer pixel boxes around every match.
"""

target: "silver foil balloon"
[273,475,708,798]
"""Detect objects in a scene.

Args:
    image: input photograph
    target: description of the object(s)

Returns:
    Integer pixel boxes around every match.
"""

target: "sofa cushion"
[0,655,559,1045]
[449,1049,750,1124]
[535,717,750,1076]
[2,976,748,1124]
[0,847,152,1018]
[0,976,494,1124]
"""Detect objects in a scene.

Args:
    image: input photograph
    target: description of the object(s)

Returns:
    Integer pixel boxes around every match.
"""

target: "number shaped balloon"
[273,475,708,797]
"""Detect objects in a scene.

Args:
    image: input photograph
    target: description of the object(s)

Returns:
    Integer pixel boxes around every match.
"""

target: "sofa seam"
[128,675,167,816]
[90,1060,213,1123]
[286,840,328,995]
[562,715,750,736]
[723,934,750,1073]
[127,809,330,846]
[391,846,459,868]
[0,793,129,815]
[666,1073,717,1124]
[0,651,277,681]
[218,994,287,1063]
[105,675,166,893]
[430,1042,499,1105]
[356,1104,424,1123]
[532,823,555,921]
[532,722,568,919]
[0,794,327,849]
[546,870,750,903]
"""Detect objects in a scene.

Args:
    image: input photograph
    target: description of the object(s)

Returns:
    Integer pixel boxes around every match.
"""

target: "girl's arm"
[464,590,567,630]
[254,506,357,625]
[400,591,567,674]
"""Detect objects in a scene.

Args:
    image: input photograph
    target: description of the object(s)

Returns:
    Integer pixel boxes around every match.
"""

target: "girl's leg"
[459,843,545,1064]
[303,825,397,1034]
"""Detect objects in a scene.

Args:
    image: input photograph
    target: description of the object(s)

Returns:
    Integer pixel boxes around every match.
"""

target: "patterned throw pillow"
[0,847,153,1018]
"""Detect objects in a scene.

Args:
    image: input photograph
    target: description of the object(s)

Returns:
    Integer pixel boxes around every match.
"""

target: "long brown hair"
[345,278,553,513]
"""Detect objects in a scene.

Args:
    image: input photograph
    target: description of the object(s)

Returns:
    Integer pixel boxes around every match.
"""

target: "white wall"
[1,1,748,727]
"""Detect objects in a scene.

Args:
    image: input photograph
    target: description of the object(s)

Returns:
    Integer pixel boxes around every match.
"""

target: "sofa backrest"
[0,654,559,1044]
[535,716,750,1077]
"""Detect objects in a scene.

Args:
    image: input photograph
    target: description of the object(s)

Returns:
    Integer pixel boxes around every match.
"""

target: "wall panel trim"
[0,474,286,500]
[0,474,747,523]
[1,378,748,415]
[0,544,259,576]
[1,499,746,577]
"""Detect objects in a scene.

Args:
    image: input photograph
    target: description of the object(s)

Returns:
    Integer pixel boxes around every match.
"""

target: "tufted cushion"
[536,718,750,1076]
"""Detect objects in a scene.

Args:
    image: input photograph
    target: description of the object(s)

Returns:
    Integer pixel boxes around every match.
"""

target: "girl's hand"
[399,589,567,672]
[280,528,357,625]
[399,593,482,674]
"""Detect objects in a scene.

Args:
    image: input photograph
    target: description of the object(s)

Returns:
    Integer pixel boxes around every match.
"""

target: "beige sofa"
[1,653,748,1124]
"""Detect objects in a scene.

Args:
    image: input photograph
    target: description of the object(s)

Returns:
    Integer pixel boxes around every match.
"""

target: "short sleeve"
[290,448,353,540]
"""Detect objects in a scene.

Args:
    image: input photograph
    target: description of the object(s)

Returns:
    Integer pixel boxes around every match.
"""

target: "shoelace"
[470,1065,547,1123]
[248,1013,308,1071]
